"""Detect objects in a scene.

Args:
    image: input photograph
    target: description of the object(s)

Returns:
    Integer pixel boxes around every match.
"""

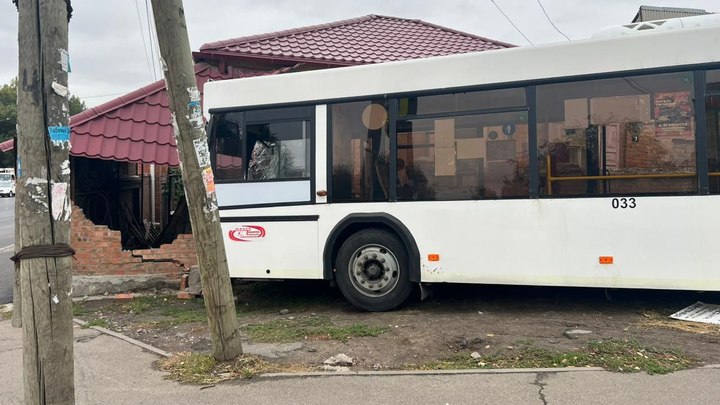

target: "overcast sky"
[0,0,717,107]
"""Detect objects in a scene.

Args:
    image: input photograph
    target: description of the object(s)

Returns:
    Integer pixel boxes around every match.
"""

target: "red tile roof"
[72,15,513,166]
[198,14,513,66]
[70,63,285,166]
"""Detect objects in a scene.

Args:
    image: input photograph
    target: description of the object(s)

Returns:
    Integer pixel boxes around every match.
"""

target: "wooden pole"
[150,0,243,361]
[15,0,75,403]
[12,187,21,328]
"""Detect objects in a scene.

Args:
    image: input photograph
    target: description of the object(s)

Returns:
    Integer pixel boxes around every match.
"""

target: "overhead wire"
[490,0,534,45]
[76,91,135,99]
[144,0,159,80]
[134,0,155,81]
[536,0,571,41]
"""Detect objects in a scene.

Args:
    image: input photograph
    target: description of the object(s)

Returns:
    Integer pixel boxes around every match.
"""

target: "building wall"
[71,204,197,277]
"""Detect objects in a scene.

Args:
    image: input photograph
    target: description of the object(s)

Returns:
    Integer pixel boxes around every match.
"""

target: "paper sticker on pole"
[201,167,215,194]
[51,182,71,221]
[187,86,203,128]
[193,138,211,167]
[58,49,71,72]
[48,126,70,146]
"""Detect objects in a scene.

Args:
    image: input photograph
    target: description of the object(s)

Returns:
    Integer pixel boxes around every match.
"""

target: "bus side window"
[246,120,310,181]
[214,118,245,181]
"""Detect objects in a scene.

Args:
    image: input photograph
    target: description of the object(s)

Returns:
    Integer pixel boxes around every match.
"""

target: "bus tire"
[335,228,412,311]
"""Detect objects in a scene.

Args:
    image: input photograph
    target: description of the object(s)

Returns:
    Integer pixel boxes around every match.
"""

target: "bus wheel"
[335,229,412,311]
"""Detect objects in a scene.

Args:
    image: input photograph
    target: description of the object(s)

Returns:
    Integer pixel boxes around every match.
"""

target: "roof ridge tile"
[200,15,376,51]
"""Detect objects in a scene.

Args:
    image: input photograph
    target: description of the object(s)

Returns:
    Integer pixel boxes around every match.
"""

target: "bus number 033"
[611,198,636,209]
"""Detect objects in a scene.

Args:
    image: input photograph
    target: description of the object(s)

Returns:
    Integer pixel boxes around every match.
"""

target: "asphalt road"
[0,196,14,304]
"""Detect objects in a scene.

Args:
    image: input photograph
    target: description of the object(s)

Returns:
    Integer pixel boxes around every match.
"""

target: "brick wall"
[71,205,197,277]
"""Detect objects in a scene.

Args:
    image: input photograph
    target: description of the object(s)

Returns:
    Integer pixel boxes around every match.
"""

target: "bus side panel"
[218,195,720,291]
[401,196,720,291]
[222,220,320,279]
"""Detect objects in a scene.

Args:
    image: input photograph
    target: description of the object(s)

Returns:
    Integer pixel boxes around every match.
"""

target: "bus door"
[210,106,321,279]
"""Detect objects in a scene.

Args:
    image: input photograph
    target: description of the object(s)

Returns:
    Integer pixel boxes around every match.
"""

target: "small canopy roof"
[0,138,13,153]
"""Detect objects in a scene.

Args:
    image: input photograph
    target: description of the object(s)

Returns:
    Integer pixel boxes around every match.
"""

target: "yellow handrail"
[544,155,718,196]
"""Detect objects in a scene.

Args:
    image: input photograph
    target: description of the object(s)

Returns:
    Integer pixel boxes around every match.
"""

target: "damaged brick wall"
[71,205,197,277]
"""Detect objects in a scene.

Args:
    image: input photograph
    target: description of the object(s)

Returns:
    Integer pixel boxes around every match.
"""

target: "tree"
[0,78,85,169]
[69,93,87,116]
[0,80,17,168]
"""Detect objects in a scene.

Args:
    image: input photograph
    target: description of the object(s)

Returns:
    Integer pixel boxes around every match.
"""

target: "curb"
[71,290,178,303]
[259,366,606,379]
[260,363,720,378]
[73,318,171,358]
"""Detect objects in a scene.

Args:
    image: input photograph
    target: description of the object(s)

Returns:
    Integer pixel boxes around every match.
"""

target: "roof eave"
[70,152,179,167]
[69,63,213,128]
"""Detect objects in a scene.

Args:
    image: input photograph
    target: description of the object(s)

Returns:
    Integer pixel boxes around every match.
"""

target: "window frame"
[535,70,701,198]
[210,105,315,185]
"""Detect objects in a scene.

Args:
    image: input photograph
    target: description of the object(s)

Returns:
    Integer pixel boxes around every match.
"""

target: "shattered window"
[211,107,312,182]
[246,121,310,180]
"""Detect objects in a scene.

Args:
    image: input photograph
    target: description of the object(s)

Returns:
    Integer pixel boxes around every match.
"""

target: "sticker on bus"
[228,226,266,242]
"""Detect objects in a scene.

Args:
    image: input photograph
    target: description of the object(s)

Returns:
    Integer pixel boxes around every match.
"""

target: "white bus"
[204,15,720,311]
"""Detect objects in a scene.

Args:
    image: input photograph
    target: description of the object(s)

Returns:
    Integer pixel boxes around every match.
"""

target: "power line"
[144,0,159,80]
[75,91,132,99]
[536,0,571,41]
[490,0,534,46]
[134,0,154,81]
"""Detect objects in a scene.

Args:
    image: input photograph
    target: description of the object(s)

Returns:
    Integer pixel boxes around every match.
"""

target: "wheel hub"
[348,244,400,297]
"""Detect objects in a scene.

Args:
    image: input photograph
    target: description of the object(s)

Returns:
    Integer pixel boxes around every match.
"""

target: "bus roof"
[204,14,720,113]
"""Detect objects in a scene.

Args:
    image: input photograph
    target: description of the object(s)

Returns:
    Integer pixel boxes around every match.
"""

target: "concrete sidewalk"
[1,319,719,405]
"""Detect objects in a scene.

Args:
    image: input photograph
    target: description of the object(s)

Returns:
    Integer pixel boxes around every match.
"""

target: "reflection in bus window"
[213,113,244,181]
[397,112,529,200]
[707,70,720,194]
[331,100,390,202]
[537,72,696,196]
[399,88,526,116]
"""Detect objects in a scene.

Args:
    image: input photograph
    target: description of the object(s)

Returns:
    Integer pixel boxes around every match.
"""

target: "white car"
[0,176,15,197]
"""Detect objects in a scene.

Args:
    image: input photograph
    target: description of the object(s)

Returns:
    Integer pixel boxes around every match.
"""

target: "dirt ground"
[74,282,720,370]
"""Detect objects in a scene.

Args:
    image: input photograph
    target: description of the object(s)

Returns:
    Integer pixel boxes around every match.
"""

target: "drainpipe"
[150,163,156,224]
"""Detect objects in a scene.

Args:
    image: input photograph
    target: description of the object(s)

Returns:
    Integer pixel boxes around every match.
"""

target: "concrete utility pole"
[14,0,75,404]
[150,0,243,361]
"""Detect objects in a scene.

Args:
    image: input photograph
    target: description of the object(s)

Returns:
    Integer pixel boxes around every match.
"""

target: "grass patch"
[408,339,697,375]
[82,319,110,329]
[243,316,387,343]
[72,302,88,317]
[120,295,170,314]
[74,295,208,329]
[114,295,208,328]
[159,352,311,384]
[156,305,207,327]
[159,352,217,384]
[156,315,207,327]
[1,310,11,321]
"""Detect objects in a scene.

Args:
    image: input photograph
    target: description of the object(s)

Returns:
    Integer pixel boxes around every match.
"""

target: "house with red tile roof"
[64,14,513,277]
